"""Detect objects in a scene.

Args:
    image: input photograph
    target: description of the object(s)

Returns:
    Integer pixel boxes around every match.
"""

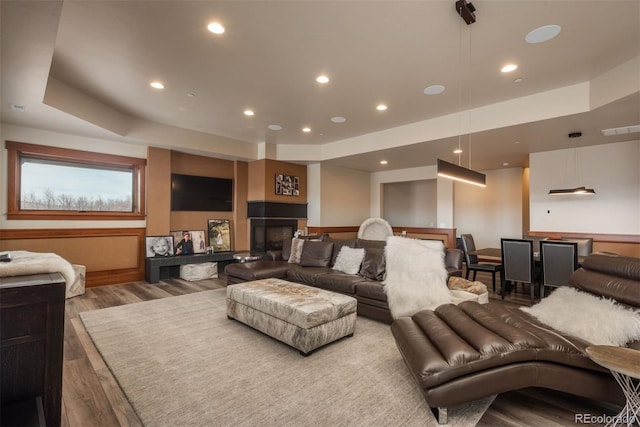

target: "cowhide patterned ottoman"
[226,278,357,356]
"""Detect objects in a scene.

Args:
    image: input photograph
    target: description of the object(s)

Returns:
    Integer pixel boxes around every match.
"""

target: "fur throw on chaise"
[384,236,451,319]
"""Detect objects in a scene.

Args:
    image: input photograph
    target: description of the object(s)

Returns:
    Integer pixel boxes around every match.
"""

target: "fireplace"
[250,219,297,252]
[247,202,307,253]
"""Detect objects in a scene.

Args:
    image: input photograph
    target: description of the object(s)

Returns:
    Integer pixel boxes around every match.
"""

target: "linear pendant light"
[437,159,486,187]
[549,186,595,195]
[548,132,595,195]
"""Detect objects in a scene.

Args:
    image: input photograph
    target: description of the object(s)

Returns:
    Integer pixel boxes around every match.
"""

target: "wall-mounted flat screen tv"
[171,174,233,212]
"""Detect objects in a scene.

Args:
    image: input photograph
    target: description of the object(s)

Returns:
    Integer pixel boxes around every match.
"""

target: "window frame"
[6,141,146,220]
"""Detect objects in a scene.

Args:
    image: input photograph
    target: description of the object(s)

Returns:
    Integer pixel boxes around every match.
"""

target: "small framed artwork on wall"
[208,219,231,252]
[275,174,299,196]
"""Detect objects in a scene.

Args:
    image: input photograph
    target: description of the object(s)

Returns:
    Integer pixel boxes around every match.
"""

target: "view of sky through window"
[20,159,133,211]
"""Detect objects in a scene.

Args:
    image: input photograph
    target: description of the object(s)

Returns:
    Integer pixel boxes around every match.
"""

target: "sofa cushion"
[359,247,386,281]
[224,260,290,281]
[315,272,364,295]
[299,241,334,267]
[286,265,332,284]
[333,246,365,274]
[356,238,387,250]
[355,280,387,302]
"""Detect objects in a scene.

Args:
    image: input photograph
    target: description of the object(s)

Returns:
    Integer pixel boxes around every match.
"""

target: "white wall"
[306,163,370,227]
[530,140,640,234]
[1,124,147,230]
[453,167,524,249]
[382,180,437,227]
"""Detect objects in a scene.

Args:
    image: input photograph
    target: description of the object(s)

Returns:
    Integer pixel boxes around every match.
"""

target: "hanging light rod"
[549,187,596,195]
[437,159,486,187]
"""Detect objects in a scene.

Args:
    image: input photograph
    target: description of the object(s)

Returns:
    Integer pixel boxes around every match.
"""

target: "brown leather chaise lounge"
[391,253,640,424]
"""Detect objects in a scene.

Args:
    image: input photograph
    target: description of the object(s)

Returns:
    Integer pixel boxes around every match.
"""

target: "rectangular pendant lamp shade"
[437,159,486,187]
[548,186,596,195]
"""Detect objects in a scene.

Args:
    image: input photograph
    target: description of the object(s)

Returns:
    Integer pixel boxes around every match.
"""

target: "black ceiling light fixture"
[456,0,476,25]
[548,132,596,195]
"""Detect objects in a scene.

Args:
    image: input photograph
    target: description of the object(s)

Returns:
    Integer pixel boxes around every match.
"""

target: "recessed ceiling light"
[302,127,311,133]
[150,81,165,89]
[501,64,518,73]
[453,148,463,154]
[243,109,255,116]
[424,84,445,95]
[268,124,282,131]
[525,25,561,44]
[331,116,346,123]
[380,160,388,165]
[207,22,225,34]
[376,104,388,111]
[316,75,330,84]
[513,77,524,83]
[601,124,640,136]
[503,162,510,167]
[186,92,196,98]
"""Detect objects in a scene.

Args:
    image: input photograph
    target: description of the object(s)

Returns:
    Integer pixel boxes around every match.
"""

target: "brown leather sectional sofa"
[225,236,464,323]
[391,253,640,424]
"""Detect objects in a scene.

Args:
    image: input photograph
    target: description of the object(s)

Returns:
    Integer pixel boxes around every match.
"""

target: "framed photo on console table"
[208,219,231,252]
[145,235,174,258]
[170,230,206,255]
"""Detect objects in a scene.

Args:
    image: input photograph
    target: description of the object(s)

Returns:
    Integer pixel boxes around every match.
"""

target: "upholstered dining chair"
[540,240,579,298]
[501,238,536,304]
[460,234,503,293]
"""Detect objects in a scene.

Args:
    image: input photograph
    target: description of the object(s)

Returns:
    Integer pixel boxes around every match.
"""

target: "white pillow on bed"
[520,287,640,346]
[332,247,365,275]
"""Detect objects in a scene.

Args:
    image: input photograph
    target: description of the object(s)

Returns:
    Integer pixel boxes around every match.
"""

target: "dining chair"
[501,238,536,304]
[460,234,503,293]
[540,241,579,298]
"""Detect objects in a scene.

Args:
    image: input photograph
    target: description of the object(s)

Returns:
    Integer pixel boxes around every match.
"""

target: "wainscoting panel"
[0,228,145,287]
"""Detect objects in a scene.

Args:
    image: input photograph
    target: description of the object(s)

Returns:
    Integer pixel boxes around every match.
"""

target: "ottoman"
[226,278,357,356]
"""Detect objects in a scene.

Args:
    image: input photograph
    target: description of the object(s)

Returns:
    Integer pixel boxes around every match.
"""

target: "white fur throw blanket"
[0,250,76,294]
[384,236,451,319]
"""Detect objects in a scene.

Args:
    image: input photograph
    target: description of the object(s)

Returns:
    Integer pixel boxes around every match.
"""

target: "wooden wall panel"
[0,228,145,287]
[147,147,171,235]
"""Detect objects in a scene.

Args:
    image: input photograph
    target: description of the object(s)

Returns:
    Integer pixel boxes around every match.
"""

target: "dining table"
[470,248,586,264]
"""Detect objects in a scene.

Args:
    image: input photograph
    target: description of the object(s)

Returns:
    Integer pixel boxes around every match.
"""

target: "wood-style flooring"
[61,272,620,426]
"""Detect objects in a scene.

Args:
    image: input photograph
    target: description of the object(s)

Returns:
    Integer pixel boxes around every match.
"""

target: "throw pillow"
[359,248,386,281]
[299,241,334,267]
[333,247,365,275]
[288,238,305,264]
[520,287,640,346]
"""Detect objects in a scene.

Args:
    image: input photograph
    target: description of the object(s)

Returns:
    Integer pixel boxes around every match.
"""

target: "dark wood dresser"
[0,273,66,427]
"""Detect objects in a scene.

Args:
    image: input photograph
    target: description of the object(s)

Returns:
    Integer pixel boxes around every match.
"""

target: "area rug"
[80,288,494,426]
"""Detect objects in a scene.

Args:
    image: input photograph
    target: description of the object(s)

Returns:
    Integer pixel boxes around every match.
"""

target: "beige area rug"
[80,288,494,426]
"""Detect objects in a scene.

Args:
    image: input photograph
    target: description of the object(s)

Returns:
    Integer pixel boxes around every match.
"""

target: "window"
[6,141,146,220]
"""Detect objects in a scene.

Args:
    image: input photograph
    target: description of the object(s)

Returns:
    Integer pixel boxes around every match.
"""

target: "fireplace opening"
[250,219,297,252]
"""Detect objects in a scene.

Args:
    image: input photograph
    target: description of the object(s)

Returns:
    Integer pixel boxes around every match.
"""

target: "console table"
[0,273,65,427]
[145,253,234,283]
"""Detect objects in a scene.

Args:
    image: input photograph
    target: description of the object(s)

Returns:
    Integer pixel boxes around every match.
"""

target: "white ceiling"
[2,0,639,172]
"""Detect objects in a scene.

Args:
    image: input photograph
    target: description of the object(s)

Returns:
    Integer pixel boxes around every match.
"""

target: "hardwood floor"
[61,273,620,426]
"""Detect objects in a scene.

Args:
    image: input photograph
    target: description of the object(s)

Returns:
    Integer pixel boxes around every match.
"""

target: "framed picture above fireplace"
[275,174,299,196]
[208,219,231,252]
